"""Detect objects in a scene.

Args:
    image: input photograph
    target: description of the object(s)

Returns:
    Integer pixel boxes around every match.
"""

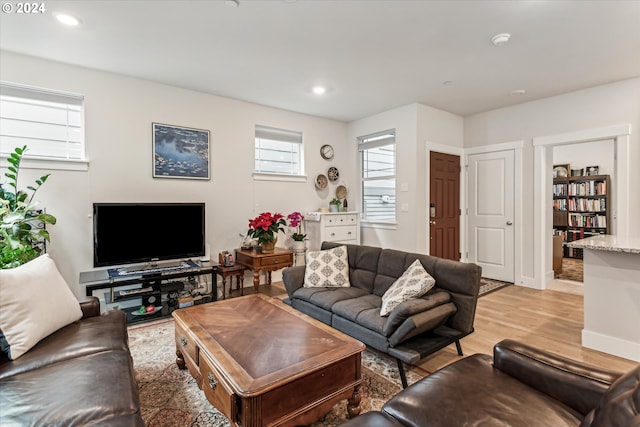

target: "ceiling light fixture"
[225,0,239,7]
[510,89,527,96]
[491,33,511,47]
[56,13,80,26]
[312,86,326,95]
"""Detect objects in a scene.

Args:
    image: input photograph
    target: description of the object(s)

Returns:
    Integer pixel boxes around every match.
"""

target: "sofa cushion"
[0,350,143,427]
[0,254,83,360]
[332,294,386,334]
[380,259,435,316]
[292,286,369,311]
[382,354,582,427]
[304,245,350,287]
[0,310,129,380]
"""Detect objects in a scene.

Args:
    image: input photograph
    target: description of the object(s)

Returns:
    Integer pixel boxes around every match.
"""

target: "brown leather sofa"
[340,339,640,427]
[0,297,144,426]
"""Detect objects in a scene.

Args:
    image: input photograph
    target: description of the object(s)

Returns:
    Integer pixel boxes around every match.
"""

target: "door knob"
[506,221,513,226]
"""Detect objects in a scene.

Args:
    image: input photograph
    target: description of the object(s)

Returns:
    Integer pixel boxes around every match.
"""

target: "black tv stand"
[81,261,217,324]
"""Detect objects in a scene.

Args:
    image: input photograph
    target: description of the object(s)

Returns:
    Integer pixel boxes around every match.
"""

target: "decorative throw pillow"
[380,259,435,316]
[304,245,350,288]
[0,254,83,360]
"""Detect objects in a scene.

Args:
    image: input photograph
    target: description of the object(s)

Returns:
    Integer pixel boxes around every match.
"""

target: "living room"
[1,2,639,426]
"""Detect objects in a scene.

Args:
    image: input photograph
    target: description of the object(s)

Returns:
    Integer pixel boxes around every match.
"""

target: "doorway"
[429,151,460,260]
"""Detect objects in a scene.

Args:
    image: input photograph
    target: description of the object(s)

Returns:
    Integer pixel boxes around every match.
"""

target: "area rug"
[128,318,425,427]
[479,277,512,296]
[556,257,583,282]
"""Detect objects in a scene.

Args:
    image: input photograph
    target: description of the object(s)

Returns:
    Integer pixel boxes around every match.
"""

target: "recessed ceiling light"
[225,0,239,7]
[56,13,80,26]
[491,33,511,47]
[510,89,527,96]
[442,80,454,86]
[312,86,326,95]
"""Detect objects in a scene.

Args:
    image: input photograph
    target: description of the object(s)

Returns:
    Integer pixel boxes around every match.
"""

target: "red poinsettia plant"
[247,212,286,244]
[287,211,307,241]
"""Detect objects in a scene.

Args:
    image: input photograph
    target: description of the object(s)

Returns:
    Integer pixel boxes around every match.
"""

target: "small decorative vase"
[292,240,306,251]
[260,238,277,253]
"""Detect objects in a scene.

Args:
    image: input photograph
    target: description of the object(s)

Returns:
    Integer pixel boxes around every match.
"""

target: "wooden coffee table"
[173,294,365,427]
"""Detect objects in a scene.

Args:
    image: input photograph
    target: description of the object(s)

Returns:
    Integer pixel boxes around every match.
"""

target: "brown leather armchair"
[340,339,640,427]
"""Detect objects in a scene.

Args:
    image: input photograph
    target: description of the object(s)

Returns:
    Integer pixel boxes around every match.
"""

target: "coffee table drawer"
[201,353,236,422]
[175,323,199,366]
[260,254,290,267]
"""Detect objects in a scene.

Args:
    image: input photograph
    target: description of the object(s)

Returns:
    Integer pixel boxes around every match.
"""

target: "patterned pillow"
[303,246,350,288]
[380,259,435,316]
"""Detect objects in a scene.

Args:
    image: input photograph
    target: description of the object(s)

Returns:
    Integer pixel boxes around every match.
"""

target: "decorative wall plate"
[315,174,328,189]
[336,185,347,199]
[327,167,339,181]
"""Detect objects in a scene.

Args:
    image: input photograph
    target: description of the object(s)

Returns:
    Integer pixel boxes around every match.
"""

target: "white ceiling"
[1,0,639,122]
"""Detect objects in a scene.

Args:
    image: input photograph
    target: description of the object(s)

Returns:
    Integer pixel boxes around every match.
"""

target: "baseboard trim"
[582,329,640,362]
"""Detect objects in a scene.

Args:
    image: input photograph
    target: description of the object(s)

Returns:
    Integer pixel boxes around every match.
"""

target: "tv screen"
[93,203,205,267]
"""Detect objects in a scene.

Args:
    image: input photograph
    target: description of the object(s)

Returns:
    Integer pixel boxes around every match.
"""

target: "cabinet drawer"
[200,353,236,421]
[175,323,199,366]
[325,226,357,242]
[260,254,291,267]
[325,214,358,226]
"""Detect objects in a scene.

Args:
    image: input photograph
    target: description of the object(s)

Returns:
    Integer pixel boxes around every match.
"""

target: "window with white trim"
[359,130,396,222]
[254,125,303,176]
[0,82,85,161]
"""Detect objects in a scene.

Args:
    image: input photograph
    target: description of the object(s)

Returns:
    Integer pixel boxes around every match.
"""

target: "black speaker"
[142,293,161,307]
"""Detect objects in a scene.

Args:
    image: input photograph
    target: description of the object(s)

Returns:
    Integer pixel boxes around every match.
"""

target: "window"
[0,82,85,164]
[254,125,303,177]
[359,130,396,222]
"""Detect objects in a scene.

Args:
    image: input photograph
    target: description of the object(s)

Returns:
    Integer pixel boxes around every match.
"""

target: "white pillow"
[304,246,350,288]
[380,259,435,316]
[0,254,82,359]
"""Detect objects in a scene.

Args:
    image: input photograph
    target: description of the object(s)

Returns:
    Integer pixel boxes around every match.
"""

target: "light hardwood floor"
[263,280,637,376]
[413,280,637,375]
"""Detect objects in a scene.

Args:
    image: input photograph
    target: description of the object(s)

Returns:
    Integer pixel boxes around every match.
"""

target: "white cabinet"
[304,212,360,251]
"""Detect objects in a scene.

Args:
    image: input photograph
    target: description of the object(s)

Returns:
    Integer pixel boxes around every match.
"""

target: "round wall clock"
[327,166,339,181]
[320,144,334,160]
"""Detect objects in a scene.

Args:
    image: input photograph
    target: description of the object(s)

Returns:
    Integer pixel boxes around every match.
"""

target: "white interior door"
[468,150,515,282]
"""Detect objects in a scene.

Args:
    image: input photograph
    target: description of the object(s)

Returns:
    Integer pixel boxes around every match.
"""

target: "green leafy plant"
[0,146,57,269]
[330,198,342,206]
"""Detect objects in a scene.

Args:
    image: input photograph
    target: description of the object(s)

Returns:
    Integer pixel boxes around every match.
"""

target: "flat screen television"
[93,203,205,267]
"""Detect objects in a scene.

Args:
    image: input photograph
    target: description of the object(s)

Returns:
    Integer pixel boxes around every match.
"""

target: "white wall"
[347,103,463,253]
[553,140,615,176]
[0,51,351,297]
[464,77,640,281]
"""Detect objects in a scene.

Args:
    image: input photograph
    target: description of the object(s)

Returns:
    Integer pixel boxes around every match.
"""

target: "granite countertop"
[567,235,640,254]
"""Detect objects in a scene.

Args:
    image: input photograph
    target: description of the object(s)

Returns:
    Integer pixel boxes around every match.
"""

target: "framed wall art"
[152,123,210,180]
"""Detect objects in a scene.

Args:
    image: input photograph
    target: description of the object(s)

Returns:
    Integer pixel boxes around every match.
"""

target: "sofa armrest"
[493,339,622,416]
[78,296,101,319]
[382,291,452,337]
[282,265,306,297]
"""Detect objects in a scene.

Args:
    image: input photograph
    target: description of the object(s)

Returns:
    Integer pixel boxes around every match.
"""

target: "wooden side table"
[216,264,246,299]
[234,248,294,294]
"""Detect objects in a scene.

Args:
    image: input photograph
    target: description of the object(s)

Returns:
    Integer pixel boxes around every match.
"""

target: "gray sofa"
[282,242,481,387]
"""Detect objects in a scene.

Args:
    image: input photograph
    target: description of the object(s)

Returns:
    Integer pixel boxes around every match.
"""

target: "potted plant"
[247,212,286,253]
[0,146,57,269]
[329,198,342,212]
[287,211,307,250]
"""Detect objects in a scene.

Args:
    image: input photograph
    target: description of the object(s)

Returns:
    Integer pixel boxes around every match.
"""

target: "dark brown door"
[430,151,460,260]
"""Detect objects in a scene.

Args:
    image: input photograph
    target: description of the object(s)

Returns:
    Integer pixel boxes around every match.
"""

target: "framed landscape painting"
[152,123,210,180]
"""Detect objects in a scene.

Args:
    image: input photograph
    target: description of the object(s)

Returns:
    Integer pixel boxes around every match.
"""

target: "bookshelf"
[553,174,610,259]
